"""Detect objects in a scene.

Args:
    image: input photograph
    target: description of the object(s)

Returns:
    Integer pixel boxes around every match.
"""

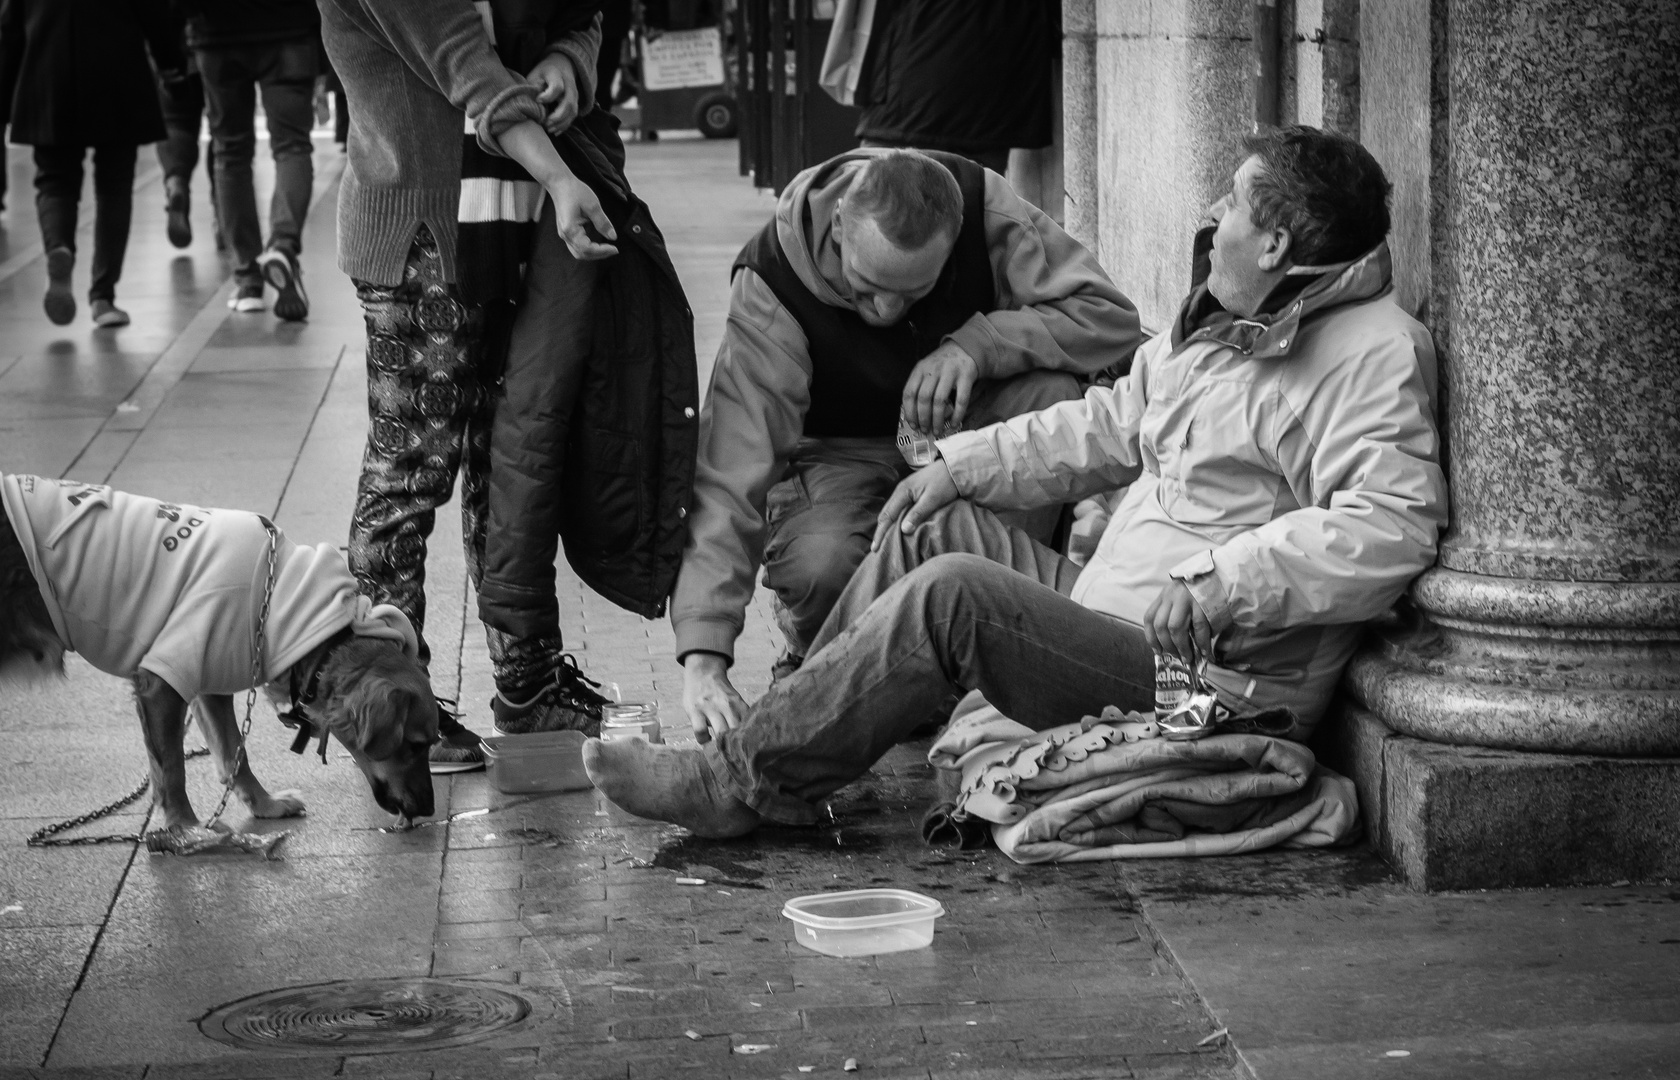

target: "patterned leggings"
[348,226,560,692]
[348,226,492,668]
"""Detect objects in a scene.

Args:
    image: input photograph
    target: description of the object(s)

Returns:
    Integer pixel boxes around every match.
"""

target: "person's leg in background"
[155,64,205,249]
[348,225,490,772]
[86,143,138,327]
[759,441,905,674]
[32,144,84,325]
[253,37,318,322]
[477,205,610,735]
[197,45,265,312]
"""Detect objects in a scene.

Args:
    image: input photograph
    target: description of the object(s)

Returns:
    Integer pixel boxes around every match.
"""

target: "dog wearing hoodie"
[0,474,438,828]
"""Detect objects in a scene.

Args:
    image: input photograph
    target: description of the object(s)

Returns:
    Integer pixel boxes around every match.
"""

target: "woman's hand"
[545,173,618,261]
[527,52,581,135]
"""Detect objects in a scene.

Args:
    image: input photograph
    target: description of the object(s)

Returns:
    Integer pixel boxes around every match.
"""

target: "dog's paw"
[250,789,307,818]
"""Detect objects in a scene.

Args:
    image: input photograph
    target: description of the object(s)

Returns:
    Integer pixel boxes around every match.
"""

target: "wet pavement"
[1,135,1676,1080]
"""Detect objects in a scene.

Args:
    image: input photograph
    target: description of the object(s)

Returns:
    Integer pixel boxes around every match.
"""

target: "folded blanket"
[927,699,1360,864]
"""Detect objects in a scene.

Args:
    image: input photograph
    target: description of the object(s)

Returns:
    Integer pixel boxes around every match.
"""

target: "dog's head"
[302,637,439,821]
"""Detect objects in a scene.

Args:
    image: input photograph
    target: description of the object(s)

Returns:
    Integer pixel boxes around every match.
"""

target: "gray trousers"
[708,500,1158,824]
[762,370,1080,658]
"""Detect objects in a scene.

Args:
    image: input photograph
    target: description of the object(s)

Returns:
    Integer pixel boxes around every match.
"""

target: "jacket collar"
[1170,241,1395,359]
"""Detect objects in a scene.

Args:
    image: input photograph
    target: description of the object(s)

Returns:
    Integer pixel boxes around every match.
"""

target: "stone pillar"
[1338,0,1680,888]
[1061,0,1099,252]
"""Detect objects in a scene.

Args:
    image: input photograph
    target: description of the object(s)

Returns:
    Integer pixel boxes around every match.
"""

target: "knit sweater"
[318,0,599,287]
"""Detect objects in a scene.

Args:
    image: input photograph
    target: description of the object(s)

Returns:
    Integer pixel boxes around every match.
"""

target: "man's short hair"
[1241,126,1392,266]
[843,150,964,251]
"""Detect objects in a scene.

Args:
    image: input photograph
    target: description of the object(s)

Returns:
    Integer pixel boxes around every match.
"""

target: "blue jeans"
[197,38,317,286]
[708,500,1158,824]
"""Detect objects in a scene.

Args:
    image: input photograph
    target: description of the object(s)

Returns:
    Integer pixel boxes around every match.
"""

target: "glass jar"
[601,702,662,743]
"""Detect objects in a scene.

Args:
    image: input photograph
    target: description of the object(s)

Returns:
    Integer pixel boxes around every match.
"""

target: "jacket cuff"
[1169,549,1235,633]
[933,429,1001,498]
[548,36,600,115]
[473,82,547,156]
[945,315,998,377]
[674,616,742,664]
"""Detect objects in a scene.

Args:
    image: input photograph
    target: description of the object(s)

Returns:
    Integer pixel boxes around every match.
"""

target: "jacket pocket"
[563,426,644,556]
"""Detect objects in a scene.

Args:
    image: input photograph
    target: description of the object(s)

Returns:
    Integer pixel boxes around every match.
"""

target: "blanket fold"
[928,702,1360,864]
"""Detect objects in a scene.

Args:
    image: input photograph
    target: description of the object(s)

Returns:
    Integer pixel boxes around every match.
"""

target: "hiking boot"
[42,247,74,325]
[491,655,612,737]
[429,696,485,774]
[164,177,192,249]
[229,282,265,312]
[258,247,308,321]
[90,299,130,328]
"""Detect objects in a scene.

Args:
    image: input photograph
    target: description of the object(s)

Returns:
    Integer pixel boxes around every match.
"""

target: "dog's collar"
[278,627,354,763]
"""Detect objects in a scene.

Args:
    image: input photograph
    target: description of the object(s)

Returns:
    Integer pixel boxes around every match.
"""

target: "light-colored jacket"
[671,148,1141,661]
[938,244,1447,733]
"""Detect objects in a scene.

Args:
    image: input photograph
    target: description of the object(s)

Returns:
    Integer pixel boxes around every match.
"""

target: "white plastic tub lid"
[781,889,945,929]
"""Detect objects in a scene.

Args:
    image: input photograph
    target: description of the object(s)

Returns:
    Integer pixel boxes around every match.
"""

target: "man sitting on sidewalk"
[588,126,1449,837]
[676,147,1140,736]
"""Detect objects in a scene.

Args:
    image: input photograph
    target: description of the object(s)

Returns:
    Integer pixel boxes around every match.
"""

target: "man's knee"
[767,530,871,629]
[979,370,1083,422]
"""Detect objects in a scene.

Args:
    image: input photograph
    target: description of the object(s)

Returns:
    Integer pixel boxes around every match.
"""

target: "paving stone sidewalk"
[1,136,1675,1080]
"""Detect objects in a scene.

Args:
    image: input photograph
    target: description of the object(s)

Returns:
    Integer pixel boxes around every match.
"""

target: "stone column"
[1061,0,1099,252]
[1341,0,1680,887]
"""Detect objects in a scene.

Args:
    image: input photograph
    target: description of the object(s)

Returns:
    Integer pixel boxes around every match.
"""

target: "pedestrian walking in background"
[0,0,183,328]
[318,0,621,771]
[821,0,1058,175]
[153,10,216,251]
[179,0,319,320]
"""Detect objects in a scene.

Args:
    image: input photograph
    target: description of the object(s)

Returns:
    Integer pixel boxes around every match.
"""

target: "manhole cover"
[200,977,532,1054]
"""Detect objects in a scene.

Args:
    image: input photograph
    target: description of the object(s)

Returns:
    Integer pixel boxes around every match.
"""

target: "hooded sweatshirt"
[0,475,411,700]
[670,148,1141,662]
[935,244,1448,733]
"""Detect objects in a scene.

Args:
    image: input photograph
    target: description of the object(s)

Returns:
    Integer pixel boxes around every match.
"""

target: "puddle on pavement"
[200,977,532,1053]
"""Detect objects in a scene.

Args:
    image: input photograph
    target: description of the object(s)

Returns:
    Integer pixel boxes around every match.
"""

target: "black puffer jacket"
[0,0,182,147]
[854,0,1057,154]
[546,109,698,618]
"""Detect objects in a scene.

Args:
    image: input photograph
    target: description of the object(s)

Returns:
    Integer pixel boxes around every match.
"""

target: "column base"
[1315,700,1680,890]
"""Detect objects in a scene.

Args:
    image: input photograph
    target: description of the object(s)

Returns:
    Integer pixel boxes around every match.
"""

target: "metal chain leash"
[27,522,280,849]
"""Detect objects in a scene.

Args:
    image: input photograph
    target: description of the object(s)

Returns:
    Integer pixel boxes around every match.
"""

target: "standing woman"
[0,0,182,327]
[318,0,616,770]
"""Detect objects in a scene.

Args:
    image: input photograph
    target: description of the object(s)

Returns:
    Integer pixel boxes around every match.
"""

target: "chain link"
[27,522,281,850]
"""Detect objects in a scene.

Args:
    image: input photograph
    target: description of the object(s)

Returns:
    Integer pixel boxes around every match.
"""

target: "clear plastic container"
[782,889,945,957]
[480,730,593,794]
[601,702,662,743]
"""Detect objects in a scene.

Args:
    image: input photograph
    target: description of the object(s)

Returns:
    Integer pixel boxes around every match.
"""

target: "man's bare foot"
[582,739,761,838]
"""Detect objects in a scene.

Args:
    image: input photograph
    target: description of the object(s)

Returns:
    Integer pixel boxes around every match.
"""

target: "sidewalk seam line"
[271,344,347,516]
[1133,891,1252,1079]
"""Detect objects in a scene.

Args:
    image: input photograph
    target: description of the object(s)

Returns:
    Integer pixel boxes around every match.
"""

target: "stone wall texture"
[1434,0,1679,583]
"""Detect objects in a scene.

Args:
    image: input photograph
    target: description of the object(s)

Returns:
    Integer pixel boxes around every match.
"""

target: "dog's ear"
[347,682,435,759]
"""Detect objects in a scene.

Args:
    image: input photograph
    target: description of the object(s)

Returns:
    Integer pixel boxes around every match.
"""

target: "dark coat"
[496,107,699,620]
[0,0,181,147]
[854,0,1057,154]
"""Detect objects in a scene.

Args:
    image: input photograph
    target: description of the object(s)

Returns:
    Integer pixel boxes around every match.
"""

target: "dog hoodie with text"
[0,474,363,699]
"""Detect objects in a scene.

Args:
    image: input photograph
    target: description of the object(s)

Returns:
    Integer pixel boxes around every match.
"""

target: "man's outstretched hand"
[871,458,959,551]
[902,341,979,435]
[682,652,747,742]
[1143,579,1212,665]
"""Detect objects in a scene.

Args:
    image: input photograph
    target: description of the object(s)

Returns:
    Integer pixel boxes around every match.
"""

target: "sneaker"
[429,696,485,774]
[491,655,612,737]
[229,282,265,312]
[42,247,74,325]
[258,247,308,321]
[164,178,191,249]
[90,299,130,328]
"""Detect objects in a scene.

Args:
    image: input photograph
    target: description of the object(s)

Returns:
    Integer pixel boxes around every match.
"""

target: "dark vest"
[731,151,995,438]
